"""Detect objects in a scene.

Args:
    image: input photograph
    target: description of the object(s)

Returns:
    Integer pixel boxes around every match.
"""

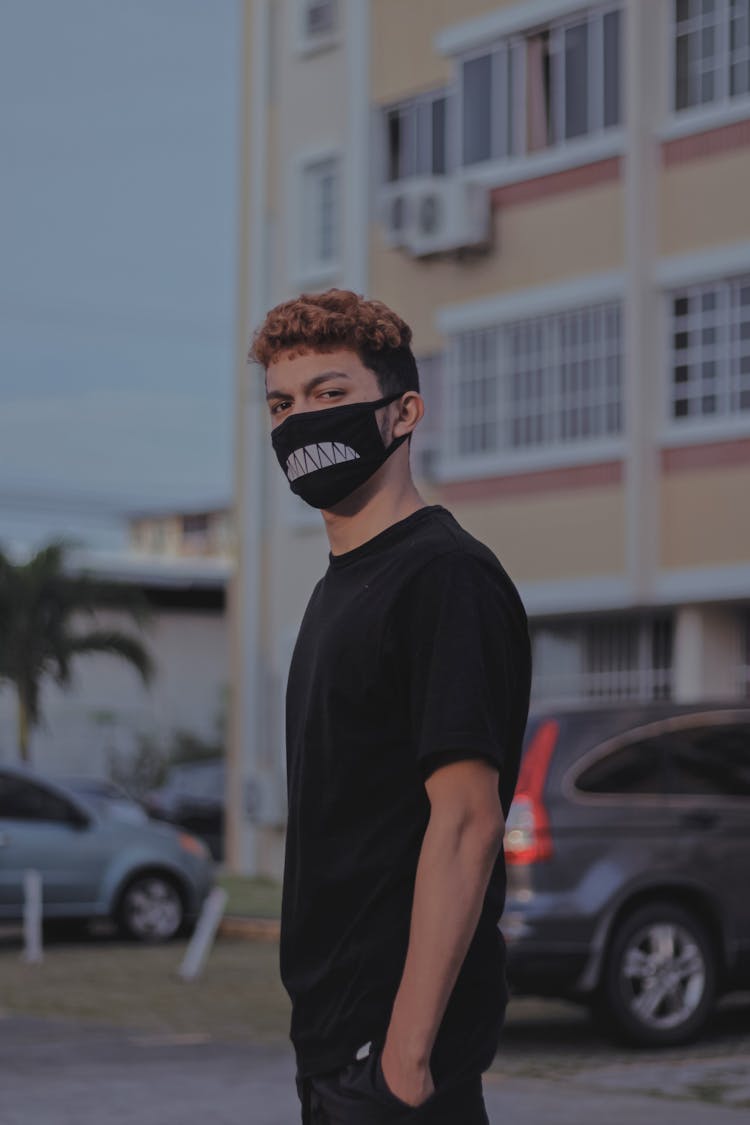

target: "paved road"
[1,1013,748,1124]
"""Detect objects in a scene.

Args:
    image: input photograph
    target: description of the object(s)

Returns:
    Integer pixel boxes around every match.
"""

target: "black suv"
[501,702,750,1046]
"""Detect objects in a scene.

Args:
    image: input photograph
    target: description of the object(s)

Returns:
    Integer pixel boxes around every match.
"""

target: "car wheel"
[601,902,717,1047]
[115,872,185,943]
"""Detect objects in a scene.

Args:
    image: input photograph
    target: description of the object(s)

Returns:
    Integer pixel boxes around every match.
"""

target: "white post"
[177,886,228,982]
[22,869,43,964]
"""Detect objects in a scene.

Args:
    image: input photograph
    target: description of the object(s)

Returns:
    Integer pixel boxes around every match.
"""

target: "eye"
[271,400,292,415]
[319,389,345,401]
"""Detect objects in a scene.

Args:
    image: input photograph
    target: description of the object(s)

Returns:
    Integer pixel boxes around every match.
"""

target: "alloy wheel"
[119,875,183,942]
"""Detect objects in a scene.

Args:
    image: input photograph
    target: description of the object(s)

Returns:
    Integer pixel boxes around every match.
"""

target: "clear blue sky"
[0,0,241,549]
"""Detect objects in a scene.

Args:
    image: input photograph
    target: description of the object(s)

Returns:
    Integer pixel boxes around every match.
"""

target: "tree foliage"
[0,539,155,764]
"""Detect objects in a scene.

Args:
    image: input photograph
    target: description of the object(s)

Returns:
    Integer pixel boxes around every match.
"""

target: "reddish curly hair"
[250,289,420,395]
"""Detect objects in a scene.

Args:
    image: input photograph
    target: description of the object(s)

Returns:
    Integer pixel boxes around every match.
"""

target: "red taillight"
[504,719,558,865]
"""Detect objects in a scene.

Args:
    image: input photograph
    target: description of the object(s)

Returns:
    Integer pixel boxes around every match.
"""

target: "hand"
[380,1038,435,1108]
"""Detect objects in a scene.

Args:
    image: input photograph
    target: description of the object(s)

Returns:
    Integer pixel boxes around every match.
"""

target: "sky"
[0,0,242,550]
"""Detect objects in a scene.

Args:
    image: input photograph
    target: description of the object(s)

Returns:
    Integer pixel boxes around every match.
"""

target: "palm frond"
[66,630,155,686]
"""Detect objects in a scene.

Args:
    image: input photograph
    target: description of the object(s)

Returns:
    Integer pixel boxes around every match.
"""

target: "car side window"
[663,724,750,798]
[576,739,666,795]
[0,773,78,823]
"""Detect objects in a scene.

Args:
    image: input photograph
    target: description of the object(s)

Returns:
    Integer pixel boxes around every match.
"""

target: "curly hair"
[249,289,420,395]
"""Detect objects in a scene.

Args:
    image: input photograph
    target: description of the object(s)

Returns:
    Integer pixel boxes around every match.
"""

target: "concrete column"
[673,605,743,702]
[226,0,272,876]
[623,0,663,601]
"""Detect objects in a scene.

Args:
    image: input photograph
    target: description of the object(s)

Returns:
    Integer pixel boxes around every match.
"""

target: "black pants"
[297,1046,490,1124]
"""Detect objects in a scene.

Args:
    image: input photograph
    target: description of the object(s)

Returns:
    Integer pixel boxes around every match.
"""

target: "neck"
[322,454,428,556]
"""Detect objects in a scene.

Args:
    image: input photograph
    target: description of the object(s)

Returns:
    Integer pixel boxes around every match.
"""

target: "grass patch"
[217,874,282,918]
[0,937,290,1043]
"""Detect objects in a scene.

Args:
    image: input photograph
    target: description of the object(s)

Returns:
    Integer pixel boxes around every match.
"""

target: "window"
[663,723,750,796]
[0,774,78,823]
[301,156,339,276]
[182,513,209,536]
[740,611,750,697]
[446,302,623,460]
[411,353,444,478]
[385,90,450,182]
[460,6,622,167]
[531,616,674,703]
[301,0,338,43]
[674,0,750,112]
[669,274,750,422]
[576,740,667,794]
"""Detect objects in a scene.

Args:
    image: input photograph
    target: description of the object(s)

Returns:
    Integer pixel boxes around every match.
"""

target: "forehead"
[265,348,379,394]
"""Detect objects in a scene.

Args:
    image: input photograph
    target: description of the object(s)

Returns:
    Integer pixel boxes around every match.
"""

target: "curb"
[218,915,280,942]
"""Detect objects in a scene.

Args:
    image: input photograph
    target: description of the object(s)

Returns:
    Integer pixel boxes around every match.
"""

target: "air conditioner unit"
[379,185,413,249]
[405,178,491,258]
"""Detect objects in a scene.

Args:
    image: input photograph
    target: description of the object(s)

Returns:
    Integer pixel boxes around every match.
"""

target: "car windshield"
[59,780,149,825]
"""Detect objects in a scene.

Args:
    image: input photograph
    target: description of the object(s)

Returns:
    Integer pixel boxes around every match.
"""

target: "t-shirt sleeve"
[396,550,521,779]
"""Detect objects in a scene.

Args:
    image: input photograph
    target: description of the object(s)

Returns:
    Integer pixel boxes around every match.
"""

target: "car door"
[660,716,750,972]
[0,771,107,916]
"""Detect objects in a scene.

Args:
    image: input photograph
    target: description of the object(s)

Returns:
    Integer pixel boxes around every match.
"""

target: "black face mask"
[271,393,408,509]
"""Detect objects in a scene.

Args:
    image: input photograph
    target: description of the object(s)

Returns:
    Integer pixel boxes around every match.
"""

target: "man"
[251,289,531,1124]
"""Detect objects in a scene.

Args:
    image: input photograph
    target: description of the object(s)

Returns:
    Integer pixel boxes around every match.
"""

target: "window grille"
[460,5,622,168]
[674,0,750,112]
[411,354,444,479]
[669,274,750,422]
[445,302,623,460]
[301,156,339,273]
[384,90,450,183]
[531,616,674,703]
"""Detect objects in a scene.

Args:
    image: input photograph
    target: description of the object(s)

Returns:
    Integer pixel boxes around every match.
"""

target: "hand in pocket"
[377,1045,435,1110]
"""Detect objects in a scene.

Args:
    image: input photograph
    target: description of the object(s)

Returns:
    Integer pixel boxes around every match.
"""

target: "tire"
[600,901,717,1047]
[115,872,186,943]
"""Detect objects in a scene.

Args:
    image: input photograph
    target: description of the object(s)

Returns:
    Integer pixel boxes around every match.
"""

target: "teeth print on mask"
[285,441,360,483]
[271,392,409,510]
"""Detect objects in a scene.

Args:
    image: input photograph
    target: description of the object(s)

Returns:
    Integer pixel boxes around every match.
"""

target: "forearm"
[386,810,502,1066]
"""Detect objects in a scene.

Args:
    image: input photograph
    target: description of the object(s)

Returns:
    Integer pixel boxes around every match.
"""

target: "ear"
[392,391,425,439]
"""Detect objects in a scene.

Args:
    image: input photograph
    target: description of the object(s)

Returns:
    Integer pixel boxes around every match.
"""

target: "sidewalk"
[0,1014,747,1124]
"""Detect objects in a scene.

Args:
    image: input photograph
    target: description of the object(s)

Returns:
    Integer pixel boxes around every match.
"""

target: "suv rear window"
[663,723,750,797]
[575,739,666,795]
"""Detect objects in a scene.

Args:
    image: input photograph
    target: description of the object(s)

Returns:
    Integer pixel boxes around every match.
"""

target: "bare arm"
[381,757,504,1107]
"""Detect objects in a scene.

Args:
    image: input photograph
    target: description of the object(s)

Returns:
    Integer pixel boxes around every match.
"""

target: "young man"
[251,290,531,1124]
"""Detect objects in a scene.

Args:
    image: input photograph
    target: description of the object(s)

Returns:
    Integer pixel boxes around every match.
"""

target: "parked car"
[143,760,224,860]
[54,776,149,826]
[501,702,750,1047]
[0,764,215,941]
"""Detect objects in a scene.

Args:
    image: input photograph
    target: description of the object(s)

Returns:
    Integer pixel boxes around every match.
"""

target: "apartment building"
[128,506,233,559]
[233,0,750,875]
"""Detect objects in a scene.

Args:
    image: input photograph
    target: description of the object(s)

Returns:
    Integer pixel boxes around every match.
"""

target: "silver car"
[0,764,215,942]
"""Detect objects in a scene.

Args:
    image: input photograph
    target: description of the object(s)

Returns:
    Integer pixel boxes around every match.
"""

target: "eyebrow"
[265,370,352,402]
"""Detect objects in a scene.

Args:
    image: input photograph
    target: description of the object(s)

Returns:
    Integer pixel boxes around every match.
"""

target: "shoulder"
[398,510,527,624]
[411,509,521,589]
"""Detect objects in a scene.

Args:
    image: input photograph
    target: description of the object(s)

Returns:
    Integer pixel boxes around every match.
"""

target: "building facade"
[128,506,233,559]
[234,0,750,876]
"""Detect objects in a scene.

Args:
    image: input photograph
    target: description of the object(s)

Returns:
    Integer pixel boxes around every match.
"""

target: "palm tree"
[0,540,155,765]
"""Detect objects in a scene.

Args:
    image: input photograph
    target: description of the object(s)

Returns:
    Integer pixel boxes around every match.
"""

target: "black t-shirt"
[280,505,531,1081]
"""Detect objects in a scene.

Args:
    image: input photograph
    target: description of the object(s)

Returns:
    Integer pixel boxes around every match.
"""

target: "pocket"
[373,1048,437,1116]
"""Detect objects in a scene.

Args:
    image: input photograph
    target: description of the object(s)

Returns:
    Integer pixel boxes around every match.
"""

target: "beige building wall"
[660,149,750,258]
[370,181,624,350]
[447,484,626,584]
[661,464,750,569]
[371,0,514,102]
